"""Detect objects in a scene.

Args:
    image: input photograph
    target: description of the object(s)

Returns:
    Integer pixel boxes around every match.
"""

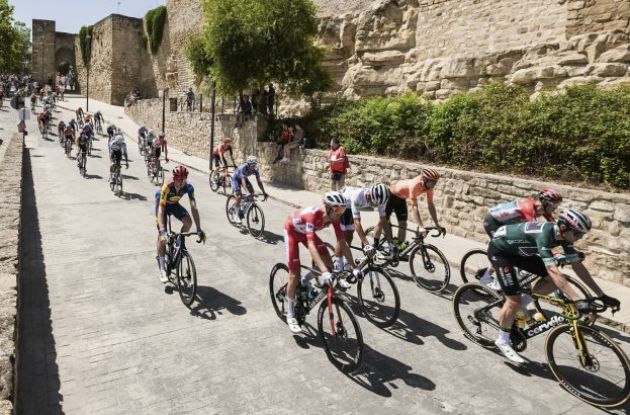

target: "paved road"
[9,103,630,414]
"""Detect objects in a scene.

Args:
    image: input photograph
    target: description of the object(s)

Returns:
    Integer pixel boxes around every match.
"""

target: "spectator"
[267,83,275,117]
[273,123,293,164]
[328,138,350,190]
[186,88,195,112]
[236,95,253,127]
[251,84,260,113]
[280,124,303,163]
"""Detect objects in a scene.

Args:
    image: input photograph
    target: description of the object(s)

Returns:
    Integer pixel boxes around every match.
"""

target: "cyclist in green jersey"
[488,208,620,363]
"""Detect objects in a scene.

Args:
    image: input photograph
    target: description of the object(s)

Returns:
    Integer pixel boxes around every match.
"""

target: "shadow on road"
[18,148,63,413]
[119,192,147,201]
[84,173,102,180]
[89,154,102,159]
[257,230,283,245]
[347,345,436,397]
[122,174,139,180]
[188,285,247,320]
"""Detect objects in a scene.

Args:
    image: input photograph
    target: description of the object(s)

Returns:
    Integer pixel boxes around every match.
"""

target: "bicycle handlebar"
[167,231,204,244]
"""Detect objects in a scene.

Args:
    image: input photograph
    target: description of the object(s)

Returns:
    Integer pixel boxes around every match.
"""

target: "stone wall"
[31,20,56,84]
[0,133,24,415]
[263,148,630,285]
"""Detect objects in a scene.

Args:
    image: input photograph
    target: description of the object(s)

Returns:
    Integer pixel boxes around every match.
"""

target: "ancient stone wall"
[0,133,24,415]
[31,20,56,84]
[76,17,114,105]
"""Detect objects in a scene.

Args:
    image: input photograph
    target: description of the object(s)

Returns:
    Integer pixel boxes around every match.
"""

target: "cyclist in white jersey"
[108,130,129,182]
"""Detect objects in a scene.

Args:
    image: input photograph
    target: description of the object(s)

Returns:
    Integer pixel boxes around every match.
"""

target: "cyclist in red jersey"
[212,137,235,169]
[283,191,360,333]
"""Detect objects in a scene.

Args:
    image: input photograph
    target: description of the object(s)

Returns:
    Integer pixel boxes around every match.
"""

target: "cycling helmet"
[246,155,258,166]
[370,183,390,206]
[538,188,562,204]
[422,168,440,181]
[558,208,591,233]
[323,191,346,208]
[172,165,189,179]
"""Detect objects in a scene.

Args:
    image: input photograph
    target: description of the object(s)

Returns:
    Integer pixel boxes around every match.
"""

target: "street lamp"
[86,34,91,112]
[159,88,167,134]
[208,80,216,172]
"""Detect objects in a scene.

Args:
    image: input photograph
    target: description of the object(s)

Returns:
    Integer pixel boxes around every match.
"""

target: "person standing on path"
[328,138,350,191]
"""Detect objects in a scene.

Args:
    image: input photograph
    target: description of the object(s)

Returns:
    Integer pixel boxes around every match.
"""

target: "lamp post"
[159,88,167,134]
[86,34,91,112]
[209,80,216,172]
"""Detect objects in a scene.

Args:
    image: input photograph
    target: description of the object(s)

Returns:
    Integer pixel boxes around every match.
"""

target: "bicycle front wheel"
[157,168,165,187]
[460,249,488,283]
[318,297,363,373]
[247,204,265,238]
[409,244,450,292]
[116,173,123,195]
[357,267,400,327]
[452,282,504,348]
[269,263,289,322]
[176,251,197,307]
[109,174,115,191]
[225,195,238,226]
[545,324,630,408]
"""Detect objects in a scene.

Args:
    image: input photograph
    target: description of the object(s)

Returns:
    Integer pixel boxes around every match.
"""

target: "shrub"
[144,5,167,55]
[79,25,93,66]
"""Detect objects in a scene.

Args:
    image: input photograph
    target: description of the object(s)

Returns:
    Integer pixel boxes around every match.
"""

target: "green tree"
[199,0,330,95]
[79,25,93,66]
[0,0,30,72]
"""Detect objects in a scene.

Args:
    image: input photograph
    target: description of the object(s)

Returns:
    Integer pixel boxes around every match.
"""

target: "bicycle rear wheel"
[176,251,197,307]
[357,266,400,327]
[116,172,123,195]
[452,282,504,348]
[269,263,289,322]
[157,168,164,187]
[109,172,115,191]
[247,204,265,238]
[318,297,363,373]
[409,244,450,292]
[209,170,220,192]
[460,249,489,283]
[545,324,630,408]
[225,195,239,226]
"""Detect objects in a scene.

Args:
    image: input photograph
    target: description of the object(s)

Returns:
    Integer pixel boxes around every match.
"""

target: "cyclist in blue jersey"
[230,155,268,224]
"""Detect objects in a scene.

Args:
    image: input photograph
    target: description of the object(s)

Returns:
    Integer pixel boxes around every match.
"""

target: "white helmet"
[323,191,346,208]
[370,183,390,206]
[246,155,258,166]
[559,208,591,233]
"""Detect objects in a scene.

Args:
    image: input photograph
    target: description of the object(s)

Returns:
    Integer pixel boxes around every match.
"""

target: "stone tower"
[31,20,57,84]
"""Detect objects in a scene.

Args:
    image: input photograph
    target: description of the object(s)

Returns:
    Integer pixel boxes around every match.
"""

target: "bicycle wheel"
[460,249,489,283]
[225,195,239,226]
[223,174,232,194]
[247,204,265,238]
[318,297,363,373]
[545,324,630,407]
[209,170,220,192]
[109,173,115,191]
[116,173,123,195]
[357,266,400,327]
[176,251,197,307]
[452,282,504,348]
[409,244,450,292]
[269,263,289,322]
[157,168,164,187]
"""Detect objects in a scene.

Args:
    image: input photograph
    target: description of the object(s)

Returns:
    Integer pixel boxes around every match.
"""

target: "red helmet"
[422,168,440,181]
[538,188,562,204]
[172,165,189,179]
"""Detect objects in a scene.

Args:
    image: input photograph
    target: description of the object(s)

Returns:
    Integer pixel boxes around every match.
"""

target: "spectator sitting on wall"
[272,123,293,164]
[186,88,195,111]
[278,124,304,164]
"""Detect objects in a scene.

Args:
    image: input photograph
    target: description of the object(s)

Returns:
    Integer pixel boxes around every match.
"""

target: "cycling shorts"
[153,147,161,159]
[483,213,503,238]
[154,197,190,229]
[284,228,328,272]
[111,149,122,164]
[385,194,408,222]
[340,209,355,231]
[487,242,547,296]
[232,177,253,195]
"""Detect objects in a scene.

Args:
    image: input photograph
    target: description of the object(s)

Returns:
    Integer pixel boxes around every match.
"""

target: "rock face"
[316,0,630,101]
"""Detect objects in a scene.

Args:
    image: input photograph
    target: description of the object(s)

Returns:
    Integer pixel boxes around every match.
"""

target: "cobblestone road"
[9,104,630,414]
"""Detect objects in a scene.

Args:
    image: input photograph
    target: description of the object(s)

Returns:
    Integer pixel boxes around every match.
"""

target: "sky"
[10,0,167,34]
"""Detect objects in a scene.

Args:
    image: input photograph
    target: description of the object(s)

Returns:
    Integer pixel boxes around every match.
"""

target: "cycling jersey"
[64,127,74,138]
[109,135,127,152]
[491,222,579,267]
[77,134,90,146]
[340,186,386,219]
[488,198,553,224]
[232,163,260,181]
[213,143,232,157]
[391,176,433,205]
[158,180,196,208]
[138,126,148,137]
[152,137,166,149]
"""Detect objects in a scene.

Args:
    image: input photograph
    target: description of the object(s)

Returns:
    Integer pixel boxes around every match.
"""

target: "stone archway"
[55,46,74,75]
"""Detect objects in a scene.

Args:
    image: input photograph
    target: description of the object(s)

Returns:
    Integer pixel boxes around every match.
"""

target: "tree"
[0,0,30,73]
[199,0,330,96]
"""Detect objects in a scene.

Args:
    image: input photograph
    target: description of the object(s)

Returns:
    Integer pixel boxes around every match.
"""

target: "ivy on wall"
[144,5,167,55]
[79,25,93,66]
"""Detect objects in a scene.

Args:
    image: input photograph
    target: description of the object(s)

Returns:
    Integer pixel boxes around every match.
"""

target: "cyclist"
[137,125,148,148]
[75,107,84,123]
[479,188,563,286]
[108,129,129,182]
[57,120,66,143]
[75,131,90,167]
[212,137,235,169]
[63,124,75,150]
[106,124,116,142]
[340,184,396,258]
[230,156,268,224]
[145,129,156,154]
[284,191,360,333]
[488,208,620,363]
[155,166,206,283]
[37,110,51,134]
[68,118,78,133]
[150,132,169,171]
[30,93,37,111]
[373,168,445,250]
[94,110,104,131]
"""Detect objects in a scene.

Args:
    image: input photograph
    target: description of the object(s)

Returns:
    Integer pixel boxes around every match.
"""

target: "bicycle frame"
[296,265,348,335]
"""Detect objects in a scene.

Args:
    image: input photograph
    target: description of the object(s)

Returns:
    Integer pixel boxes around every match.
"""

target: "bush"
[144,5,167,55]
[79,25,93,66]
[294,83,630,189]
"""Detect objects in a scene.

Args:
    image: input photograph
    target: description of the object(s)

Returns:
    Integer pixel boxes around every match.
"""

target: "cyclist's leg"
[313,234,334,271]
[393,196,408,242]
[285,229,304,332]
[171,204,192,233]
[373,197,394,242]
[232,179,243,212]
[340,209,355,245]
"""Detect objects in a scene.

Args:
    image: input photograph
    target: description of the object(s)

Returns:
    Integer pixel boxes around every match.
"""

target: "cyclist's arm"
[409,196,424,228]
[538,234,581,300]
[307,239,329,274]
[255,172,266,194]
[188,188,202,231]
[426,190,441,228]
[163,142,168,160]
[545,264,582,301]
[571,261,604,297]
[157,205,167,232]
